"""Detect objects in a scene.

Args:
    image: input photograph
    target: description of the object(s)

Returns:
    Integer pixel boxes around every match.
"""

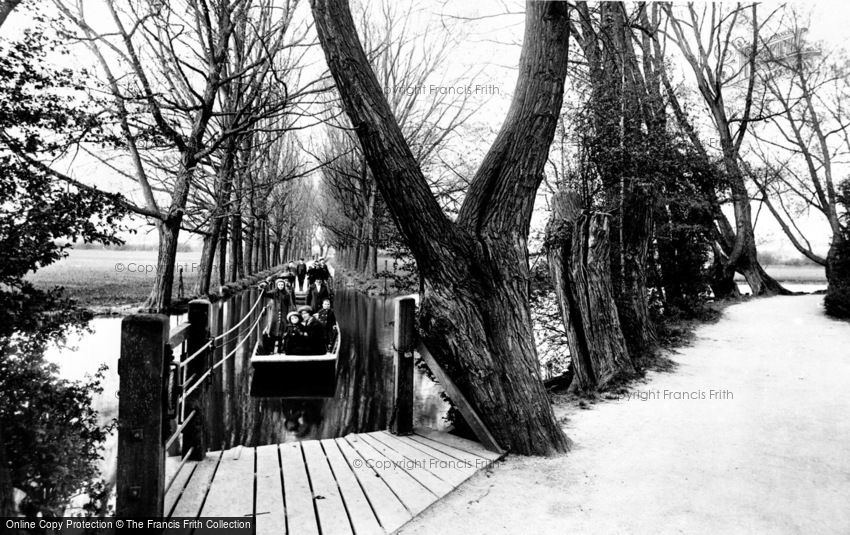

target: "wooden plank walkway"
[165,429,502,534]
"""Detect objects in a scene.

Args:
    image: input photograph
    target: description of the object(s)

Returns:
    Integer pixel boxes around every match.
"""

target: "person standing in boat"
[307,278,330,312]
[259,276,295,353]
[315,298,337,352]
[296,258,308,291]
[307,260,331,296]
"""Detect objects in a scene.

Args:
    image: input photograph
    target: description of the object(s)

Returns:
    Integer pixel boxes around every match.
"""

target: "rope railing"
[180,305,267,402]
[177,339,213,370]
[212,291,265,342]
[212,308,267,371]
[118,275,283,517]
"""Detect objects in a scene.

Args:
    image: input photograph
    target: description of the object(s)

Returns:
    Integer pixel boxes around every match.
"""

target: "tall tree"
[569,2,659,357]
[310,0,571,454]
[748,12,850,315]
[749,19,847,268]
[662,2,789,297]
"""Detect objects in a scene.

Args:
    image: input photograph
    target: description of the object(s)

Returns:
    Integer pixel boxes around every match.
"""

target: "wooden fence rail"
[116,268,275,517]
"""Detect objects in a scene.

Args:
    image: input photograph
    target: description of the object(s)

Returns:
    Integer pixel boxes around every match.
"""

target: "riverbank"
[25,247,826,311]
[400,294,850,534]
[332,265,417,298]
[25,249,202,311]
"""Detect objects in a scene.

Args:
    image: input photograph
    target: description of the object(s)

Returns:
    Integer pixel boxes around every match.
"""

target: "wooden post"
[183,299,210,460]
[392,297,416,435]
[117,313,169,517]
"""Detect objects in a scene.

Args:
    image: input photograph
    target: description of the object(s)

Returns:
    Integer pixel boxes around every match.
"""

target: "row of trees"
[544,3,850,392]
[3,0,326,311]
[0,0,323,516]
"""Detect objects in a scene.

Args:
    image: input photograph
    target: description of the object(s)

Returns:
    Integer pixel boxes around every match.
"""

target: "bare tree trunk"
[547,191,633,391]
[364,189,379,277]
[218,218,228,286]
[244,218,255,276]
[230,209,242,282]
[196,145,236,294]
[149,218,180,311]
[825,234,850,317]
[352,234,363,272]
[196,230,219,295]
[617,184,657,356]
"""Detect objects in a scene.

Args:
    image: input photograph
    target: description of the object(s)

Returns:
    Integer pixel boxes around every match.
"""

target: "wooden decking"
[164,428,503,534]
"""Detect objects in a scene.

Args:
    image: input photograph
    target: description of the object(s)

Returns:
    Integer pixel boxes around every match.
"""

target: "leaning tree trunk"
[546,191,633,392]
[145,151,200,310]
[196,230,219,295]
[417,239,570,455]
[310,0,571,455]
[147,217,181,311]
[710,244,741,299]
[720,139,789,297]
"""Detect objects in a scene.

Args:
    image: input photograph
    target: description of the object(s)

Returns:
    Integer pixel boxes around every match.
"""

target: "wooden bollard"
[117,313,169,517]
[183,299,210,460]
[392,297,416,435]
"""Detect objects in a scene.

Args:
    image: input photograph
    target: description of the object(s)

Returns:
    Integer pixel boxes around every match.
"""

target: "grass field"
[26,249,202,309]
[733,264,826,283]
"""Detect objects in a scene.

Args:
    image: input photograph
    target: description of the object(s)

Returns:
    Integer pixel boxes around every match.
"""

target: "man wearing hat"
[307,277,331,313]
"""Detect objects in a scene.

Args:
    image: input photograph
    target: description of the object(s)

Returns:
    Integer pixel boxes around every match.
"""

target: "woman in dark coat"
[260,277,294,352]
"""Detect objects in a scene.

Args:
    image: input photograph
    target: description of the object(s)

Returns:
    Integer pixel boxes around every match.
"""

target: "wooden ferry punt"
[249,284,339,398]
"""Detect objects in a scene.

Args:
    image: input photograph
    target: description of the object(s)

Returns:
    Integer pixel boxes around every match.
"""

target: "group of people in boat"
[258,258,337,356]
[283,257,331,293]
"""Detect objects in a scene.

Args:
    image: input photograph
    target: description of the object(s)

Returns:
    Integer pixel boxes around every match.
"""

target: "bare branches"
[748,6,848,261]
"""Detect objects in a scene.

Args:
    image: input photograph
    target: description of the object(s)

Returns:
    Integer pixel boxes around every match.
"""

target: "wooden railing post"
[183,299,210,460]
[117,313,169,517]
[392,297,416,435]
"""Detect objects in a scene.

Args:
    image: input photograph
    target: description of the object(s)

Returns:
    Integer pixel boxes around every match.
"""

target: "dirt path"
[400,295,850,534]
